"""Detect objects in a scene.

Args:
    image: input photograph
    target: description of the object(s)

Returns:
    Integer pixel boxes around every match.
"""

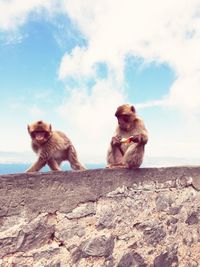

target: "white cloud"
[0,0,59,31]
[58,79,125,163]
[59,46,96,80]
[2,0,200,161]
[57,0,200,161]
[136,99,167,110]
[59,0,200,108]
[167,73,200,116]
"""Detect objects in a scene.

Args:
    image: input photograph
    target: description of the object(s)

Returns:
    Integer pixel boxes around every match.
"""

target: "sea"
[0,163,105,175]
[1,157,199,174]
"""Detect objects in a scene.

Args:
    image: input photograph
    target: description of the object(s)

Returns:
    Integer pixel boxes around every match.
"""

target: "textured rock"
[185,211,199,225]
[66,202,96,219]
[96,206,117,229]
[17,213,55,251]
[117,252,147,267]
[55,220,85,242]
[0,235,18,258]
[192,175,200,191]
[187,260,199,267]
[72,235,115,263]
[0,167,200,266]
[143,225,166,246]
[153,251,178,267]
[155,194,173,211]
[167,206,182,215]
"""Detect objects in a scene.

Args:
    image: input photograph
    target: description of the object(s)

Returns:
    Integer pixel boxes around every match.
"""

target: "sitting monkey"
[107,104,148,168]
[26,120,85,172]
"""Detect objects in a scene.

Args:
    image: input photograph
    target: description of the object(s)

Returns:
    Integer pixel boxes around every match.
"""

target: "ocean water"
[0,163,105,174]
[0,164,29,174]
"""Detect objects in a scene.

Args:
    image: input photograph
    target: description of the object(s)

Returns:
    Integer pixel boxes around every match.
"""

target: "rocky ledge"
[0,167,200,266]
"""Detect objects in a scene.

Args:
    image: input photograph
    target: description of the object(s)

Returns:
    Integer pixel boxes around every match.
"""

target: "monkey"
[107,104,148,169]
[26,120,85,172]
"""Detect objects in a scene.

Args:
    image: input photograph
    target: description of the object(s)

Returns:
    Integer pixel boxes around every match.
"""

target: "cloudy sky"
[1,0,200,165]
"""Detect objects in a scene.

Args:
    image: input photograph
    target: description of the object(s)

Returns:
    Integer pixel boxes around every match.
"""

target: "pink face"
[117,114,133,131]
[28,121,52,144]
[30,131,50,144]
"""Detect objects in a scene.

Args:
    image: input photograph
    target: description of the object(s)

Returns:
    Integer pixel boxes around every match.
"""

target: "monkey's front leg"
[26,158,46,172]
[107,136,125,168]
[47,158,62,171]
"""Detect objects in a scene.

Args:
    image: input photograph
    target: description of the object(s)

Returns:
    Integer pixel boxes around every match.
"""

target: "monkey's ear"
[131,105,135,113]
[115,106,121,117]
[27,125,30,133]
[49,124,52,132]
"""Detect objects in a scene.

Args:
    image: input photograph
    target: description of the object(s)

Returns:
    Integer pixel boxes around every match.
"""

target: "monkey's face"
[28,121,52,144]
[117,114,134,131]
[115,104,136,131]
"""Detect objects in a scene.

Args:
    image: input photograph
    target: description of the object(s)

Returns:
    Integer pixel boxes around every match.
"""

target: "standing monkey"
[26,120,85,172]
[107,104,148,168]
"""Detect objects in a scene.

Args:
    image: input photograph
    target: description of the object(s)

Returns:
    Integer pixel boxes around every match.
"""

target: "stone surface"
[66,202,96,219]
[192,175,200,191]
[155,194,173,211]
[153,251,179,267]
[117,252,147,267]
[72,235,115,263]
[185,211,199,225]
[96,205,117,229]
[0,167,200,266]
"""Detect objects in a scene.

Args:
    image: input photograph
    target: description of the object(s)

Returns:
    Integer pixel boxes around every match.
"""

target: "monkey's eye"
[121,115,130,123]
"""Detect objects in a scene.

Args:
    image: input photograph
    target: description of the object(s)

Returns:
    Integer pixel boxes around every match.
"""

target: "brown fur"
[26,120,85,172]
[107,104,148,168]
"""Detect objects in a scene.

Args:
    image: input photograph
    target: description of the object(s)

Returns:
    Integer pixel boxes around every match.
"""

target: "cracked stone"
[183,236,194,246]
[0,236,18,258]
[66,202,96,219]
[168,206,182,215]
[153,251,178,267]
[155,194,173,211]
[185,212,199,225]
[117,252,147,267]
[192,176,200,191]
[178,176,193,187]
[72,235,115,263]
[55,221,85,241]
[144,226,166,246]
[187,260,199,267]
[96,206,117,230]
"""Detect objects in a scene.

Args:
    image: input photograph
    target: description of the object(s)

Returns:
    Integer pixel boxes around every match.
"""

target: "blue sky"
[1,0,200,165]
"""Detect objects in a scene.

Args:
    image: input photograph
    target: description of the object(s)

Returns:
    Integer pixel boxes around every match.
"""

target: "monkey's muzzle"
[31,131,46,141]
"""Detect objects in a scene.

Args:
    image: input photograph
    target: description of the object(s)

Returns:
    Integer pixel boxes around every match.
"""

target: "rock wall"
[0,167,200,267]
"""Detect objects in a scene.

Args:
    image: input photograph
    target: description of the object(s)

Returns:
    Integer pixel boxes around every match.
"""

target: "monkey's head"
[27,120,52,144]
[115,104,136,131]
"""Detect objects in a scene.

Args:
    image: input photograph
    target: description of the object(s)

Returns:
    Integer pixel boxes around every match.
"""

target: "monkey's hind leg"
[47,158,62,171]
[67,145,86,171]
[123,144,144,169]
